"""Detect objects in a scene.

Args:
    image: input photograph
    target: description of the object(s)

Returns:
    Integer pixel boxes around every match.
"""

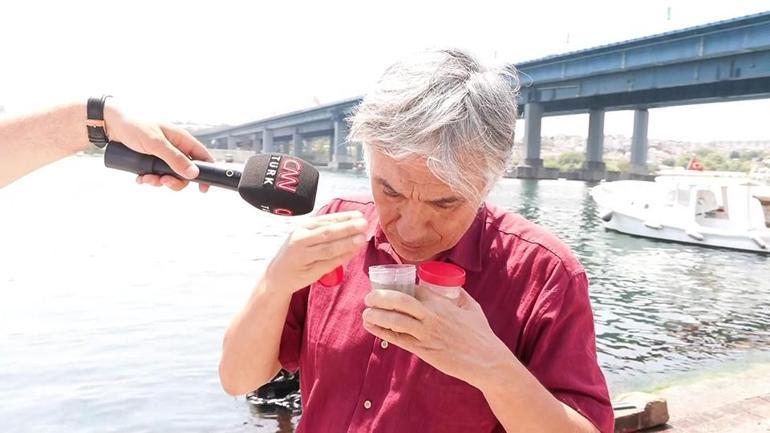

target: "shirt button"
[380,340,389,349]
[363,400,372,410]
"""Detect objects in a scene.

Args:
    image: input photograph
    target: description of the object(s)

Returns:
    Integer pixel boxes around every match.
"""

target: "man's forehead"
[373,153,450,189]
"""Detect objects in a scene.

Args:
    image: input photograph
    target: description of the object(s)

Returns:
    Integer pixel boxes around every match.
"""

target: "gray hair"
[349,48,519,203]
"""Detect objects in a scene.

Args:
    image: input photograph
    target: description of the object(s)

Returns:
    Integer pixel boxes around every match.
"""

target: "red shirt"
[279,196,613,433]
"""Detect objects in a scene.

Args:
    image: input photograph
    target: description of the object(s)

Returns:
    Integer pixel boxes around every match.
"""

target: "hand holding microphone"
[97,103,217,193]
[104,141,318,215]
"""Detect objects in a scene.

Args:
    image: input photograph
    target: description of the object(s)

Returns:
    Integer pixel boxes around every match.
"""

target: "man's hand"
[104,102,215,192]
[362,285,512,389]
[219,210,367,397]
[264,211,368,295]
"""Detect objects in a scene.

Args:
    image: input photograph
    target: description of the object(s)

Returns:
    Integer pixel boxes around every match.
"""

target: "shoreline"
[613,357,770,432]
[656,360,770,431]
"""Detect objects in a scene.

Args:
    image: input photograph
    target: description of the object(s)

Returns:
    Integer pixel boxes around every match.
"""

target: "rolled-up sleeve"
[524,270,614,433]
[278,286,309,373]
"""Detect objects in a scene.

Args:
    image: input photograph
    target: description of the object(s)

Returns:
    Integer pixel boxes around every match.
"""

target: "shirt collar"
[368,204,487,273]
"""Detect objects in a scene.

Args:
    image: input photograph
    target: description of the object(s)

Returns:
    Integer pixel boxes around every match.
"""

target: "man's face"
[369,150,484,264]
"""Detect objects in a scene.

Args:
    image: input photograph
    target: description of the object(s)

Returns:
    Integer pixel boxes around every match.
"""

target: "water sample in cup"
[368,264,416,296]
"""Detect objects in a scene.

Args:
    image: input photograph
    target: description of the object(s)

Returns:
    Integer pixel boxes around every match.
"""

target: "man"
[0,97,213,190]
[220,49,613,433]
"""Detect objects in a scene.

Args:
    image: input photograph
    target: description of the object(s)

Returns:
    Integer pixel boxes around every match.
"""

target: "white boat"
[590,171,770,253]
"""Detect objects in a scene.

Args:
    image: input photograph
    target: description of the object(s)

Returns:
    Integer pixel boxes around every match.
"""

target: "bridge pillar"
[226,135,237,150]
[331,117,352,169]
[251,133,261,152]
[583,109,606,180]
[293,130,304,157]
[512,102,557,179]
[522,102,543,168]
[631,109,649,174]
[262,129,274,154]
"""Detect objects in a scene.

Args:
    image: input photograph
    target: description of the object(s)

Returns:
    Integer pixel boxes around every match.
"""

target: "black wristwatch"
[86,95,112,148]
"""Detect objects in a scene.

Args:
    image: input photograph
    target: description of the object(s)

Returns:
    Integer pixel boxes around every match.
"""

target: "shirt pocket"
[306,279,371,379]
[411,369,499,433]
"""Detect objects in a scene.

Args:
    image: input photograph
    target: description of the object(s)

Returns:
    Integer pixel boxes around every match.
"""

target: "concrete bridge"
[194,11,770,176]
[195,97,361,168]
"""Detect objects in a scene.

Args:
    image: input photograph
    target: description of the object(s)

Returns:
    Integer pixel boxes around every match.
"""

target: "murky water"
[1,157,768,432]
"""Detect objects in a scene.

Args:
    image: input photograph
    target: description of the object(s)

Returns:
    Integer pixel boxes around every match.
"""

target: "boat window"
[695,189,725,218]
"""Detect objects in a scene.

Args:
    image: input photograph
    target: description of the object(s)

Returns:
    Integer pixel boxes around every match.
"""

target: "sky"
[0,0,769,142]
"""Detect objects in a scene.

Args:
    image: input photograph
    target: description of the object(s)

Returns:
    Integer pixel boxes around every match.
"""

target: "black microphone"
[104,141,319,216]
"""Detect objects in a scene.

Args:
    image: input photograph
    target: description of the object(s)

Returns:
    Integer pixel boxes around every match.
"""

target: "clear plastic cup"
[417,261,466,303]
[368,264,416,296]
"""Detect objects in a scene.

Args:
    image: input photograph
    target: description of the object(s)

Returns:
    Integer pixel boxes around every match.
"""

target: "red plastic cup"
[318,266,344,287]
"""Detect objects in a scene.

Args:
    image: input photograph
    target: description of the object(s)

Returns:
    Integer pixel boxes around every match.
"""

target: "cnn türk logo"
[261,154,302,216]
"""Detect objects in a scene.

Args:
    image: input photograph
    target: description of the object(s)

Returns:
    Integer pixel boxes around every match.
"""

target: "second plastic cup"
[417,261,466,303]
[368,264,416,296]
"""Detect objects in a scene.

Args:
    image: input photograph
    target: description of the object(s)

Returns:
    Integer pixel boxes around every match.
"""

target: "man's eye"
[383,188,400,198]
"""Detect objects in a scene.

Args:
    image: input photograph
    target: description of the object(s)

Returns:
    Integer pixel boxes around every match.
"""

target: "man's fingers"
[415,284,461,306]
[416,285,480,311]
[364,290,427,321]
[160,124,215,162]
[306,218,368,246]
[160,175,189,191]
[362,308,424,338]
[362,320,420,351]
[304,211,365,229]
[137,173,193,192]
[145,136,199,180]
[306,232,367,260]
[198,183,210,193]
[308,249,358,279]
[138,174,163,187]
[297,217,368,247]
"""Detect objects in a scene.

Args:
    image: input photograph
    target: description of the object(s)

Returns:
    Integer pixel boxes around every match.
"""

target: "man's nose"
[395,204,431,242]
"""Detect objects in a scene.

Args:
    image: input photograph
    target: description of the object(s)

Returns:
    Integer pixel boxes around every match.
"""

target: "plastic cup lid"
[417,261,465,287]
[318,266,344,287]
[368,264,415,285]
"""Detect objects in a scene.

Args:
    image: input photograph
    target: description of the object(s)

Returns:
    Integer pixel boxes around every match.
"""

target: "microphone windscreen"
[238,154,319,216]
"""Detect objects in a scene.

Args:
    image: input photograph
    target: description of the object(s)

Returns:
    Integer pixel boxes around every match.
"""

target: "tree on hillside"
[557,151,584,172]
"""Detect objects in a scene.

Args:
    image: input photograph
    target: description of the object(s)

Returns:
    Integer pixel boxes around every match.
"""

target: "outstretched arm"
[0,100,214,190]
